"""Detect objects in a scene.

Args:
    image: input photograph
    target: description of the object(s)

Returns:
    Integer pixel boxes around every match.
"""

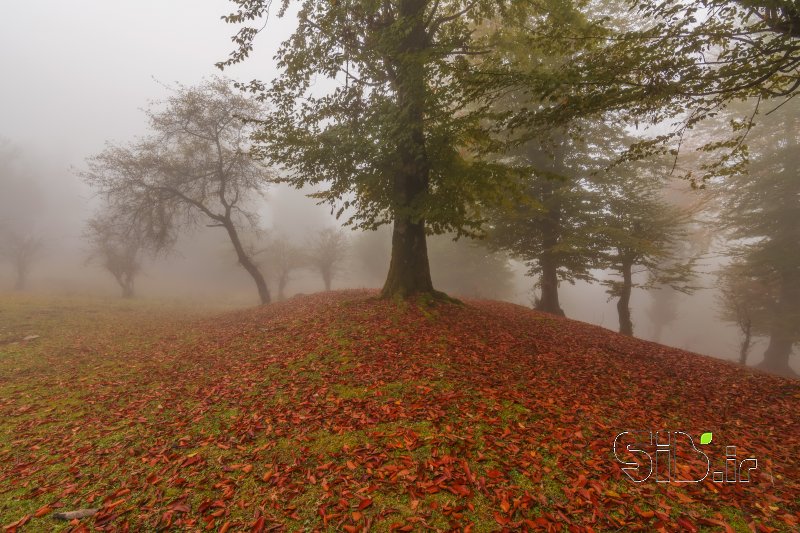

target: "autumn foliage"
[0,292,797,531]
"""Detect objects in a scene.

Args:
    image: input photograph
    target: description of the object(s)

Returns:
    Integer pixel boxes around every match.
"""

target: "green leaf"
[700,432,712,445]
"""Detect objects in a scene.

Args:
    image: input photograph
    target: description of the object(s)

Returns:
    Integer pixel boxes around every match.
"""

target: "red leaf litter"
[0,290,797,531]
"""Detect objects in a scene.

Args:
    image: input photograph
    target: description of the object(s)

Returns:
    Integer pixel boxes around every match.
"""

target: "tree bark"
[381,0,436,299]
[758,277,798,376]
[223,220,271,305]
[382,218,434,298]
[322,268,332,292]
[738,318,752,366]
[537,255,564,316]
[759,334,794,376]
[122,281,134,299]
[617,260,634,336]
[537,204,564,315]
[112,272,135,299]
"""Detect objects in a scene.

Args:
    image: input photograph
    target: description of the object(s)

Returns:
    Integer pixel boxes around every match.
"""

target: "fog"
[0,1,796,374]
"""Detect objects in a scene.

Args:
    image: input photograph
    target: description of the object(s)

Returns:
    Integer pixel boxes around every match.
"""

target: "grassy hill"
[0,291,797,532]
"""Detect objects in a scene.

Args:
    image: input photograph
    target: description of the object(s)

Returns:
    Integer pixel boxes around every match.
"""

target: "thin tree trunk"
[223,221,271,305]
[278,275,287,301]
[381,0,435,299]
[13,263,26,291]
[617,260,634,336]
[322,268,332,292]
[739,318,752,365]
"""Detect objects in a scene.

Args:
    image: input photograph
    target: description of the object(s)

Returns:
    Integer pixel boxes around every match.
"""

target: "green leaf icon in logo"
[700,432,713,445]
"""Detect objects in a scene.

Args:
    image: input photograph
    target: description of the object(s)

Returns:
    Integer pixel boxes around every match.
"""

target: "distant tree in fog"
[429,235,515,300]
[352,228,391,288]
[489,132,599,317]
[0,231,43,291]
[719,100,800,376]
[82,78,273,304]
[85,208,144,298]
[261,235,305,301]
[307,228,348,292]
[717,262,760,366]
[0,138,45,291]
[593,164,697,337]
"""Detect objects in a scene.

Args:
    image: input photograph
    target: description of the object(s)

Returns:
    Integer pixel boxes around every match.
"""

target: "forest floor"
[0,290,797,532]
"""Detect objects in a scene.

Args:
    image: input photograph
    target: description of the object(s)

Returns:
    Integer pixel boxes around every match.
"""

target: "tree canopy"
[219,0,560,298]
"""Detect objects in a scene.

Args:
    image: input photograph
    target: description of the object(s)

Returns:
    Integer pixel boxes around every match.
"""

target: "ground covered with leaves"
[0,291,797,532]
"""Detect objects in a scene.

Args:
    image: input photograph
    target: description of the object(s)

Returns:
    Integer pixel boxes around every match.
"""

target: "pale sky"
[0,0,294,164]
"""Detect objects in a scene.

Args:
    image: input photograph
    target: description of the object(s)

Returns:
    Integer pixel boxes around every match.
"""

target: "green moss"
[333,384,370,399]
[307,429,369,455]
[508,469,537,492]
[719,507,752,533]
[498,399,531,424]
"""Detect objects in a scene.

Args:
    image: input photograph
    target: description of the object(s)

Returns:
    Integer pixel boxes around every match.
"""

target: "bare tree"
[85,209,144,298]
[82,78,273,304]
[307,228,348,292]
[261,235,305,301]
[0,231,43,291]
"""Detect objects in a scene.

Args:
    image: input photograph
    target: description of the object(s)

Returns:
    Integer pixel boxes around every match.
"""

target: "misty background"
[0,0,793,371]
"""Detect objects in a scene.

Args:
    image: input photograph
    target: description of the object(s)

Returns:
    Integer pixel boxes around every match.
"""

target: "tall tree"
[646,184,712,342]
[219,0,543,299]
[593,164,695,337]
[719,99,800,376]
[717,261,760,366]
[82,78,273,304]
[490,134,599,316]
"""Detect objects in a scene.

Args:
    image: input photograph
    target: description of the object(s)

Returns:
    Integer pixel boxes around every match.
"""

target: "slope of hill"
[0,291,797,532]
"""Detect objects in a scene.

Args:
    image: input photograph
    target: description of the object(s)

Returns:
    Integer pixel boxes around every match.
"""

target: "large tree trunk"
[381,0,435,299]
[537,255,564,316]
[617,260,634,336]
[759,335,794,376]
[383,218,434,298]
[537,199,564,315]
[758,280,797,375]
[223,221,271,305]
